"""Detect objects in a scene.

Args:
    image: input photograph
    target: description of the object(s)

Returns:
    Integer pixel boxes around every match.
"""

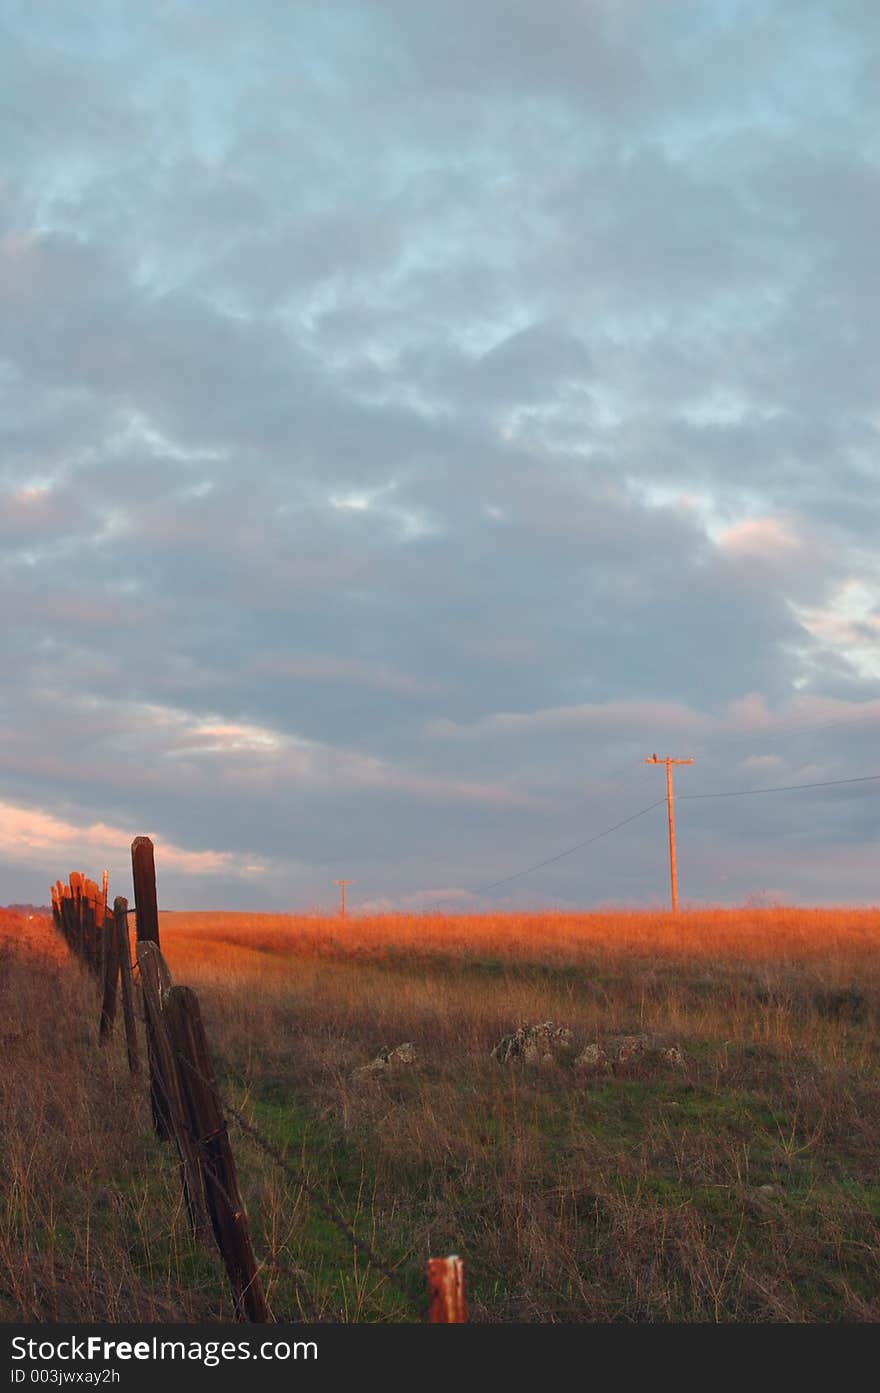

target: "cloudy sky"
[2,0,879,913]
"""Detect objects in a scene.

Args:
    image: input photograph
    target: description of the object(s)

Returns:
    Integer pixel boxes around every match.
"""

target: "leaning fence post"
[426,1255,467,1322]
[138,943,207,1235]
[115,897,140,1075]
[163,984,269,1323]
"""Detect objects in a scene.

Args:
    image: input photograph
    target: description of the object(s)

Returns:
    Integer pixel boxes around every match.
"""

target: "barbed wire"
[130,950,420,1317]
[172,1048,423,1317]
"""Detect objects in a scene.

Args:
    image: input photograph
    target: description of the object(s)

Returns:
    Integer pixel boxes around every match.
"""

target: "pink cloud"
[717,516,801,558]
[0,799,233,875]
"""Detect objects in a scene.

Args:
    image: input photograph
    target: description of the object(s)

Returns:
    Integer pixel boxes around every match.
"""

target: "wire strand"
[471,798,667,895]
[678,772,880,801]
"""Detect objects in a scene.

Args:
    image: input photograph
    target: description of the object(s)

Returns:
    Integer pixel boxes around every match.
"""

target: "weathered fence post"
[131,837,171,1137]
[131,836,160,944]
[69,872,84,959]
[426,1255,467,1322]
[99,901,120,1044]
[82,878,95,973]
[138,942,207,1234]
[115,897,140,1075]
[163,984,269,1323]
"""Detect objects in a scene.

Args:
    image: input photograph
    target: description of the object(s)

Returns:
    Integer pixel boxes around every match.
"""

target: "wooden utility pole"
[334,879,351,919]
[645,754,694,912]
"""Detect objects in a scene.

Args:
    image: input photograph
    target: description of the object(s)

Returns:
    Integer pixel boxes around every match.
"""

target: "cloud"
[0,798,232,875]
[1,2,880,908]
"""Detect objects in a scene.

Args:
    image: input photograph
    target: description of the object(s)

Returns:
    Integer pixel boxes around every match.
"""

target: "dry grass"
[2,904,879,1322]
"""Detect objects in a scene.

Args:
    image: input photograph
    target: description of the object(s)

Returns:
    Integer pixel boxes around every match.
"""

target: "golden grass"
[158,903,880,975]
[2,903,879,1322]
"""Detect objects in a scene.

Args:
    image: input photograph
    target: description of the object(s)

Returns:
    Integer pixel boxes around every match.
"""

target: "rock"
[606,1034,687,1067]
[613,1033,653,1064]
[351,1042,417,1079]
[491,1021,575,1064]
[573,1043,611,1072]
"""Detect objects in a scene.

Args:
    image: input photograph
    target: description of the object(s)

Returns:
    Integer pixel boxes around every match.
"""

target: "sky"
[2,0,879,913]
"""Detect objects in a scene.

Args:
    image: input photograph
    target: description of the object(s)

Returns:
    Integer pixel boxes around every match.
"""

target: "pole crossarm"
[645,755,694,912]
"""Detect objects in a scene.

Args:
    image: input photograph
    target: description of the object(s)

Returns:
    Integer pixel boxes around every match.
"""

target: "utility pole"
[645,754,694,912]
[334,879,351,920]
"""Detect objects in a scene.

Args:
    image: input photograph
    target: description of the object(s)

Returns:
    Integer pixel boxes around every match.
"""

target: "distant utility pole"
[334,879,351,920]
[645,754,694,913]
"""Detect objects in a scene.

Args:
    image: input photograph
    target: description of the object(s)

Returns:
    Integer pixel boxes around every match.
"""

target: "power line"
[470,798,667,896]
[441,770,880,905]
[678,772,880,801]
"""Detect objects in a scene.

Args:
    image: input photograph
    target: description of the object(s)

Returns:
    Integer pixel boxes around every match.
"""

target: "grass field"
[1,904,879,1322]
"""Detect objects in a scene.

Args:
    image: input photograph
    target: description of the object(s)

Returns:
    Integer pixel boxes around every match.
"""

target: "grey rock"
[613,1033,653,1064]
[573,1043,611,1072]
[606,1034,687,1067]
[492,1021,575,1064]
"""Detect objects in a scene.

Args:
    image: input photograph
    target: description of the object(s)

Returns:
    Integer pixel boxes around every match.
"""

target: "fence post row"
[49,845,467,1323]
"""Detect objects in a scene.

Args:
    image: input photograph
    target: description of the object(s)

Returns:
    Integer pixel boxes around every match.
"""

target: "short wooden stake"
[163,984,269,1323]
[426,1255,467,1322]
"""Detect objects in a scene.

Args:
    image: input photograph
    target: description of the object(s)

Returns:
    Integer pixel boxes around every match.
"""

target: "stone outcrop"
[592,1034,687,1068]
[493,1024,687,1073]
[491,1021,575,1064]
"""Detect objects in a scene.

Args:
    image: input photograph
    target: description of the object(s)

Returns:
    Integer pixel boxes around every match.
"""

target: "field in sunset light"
[2,904,879,1322]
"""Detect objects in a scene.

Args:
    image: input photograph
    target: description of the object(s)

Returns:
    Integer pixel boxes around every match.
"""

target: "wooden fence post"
[69,872,84,959]
[115,897,140,1075]
[131,837,160,945]
[426,1255,467,1322]
[137,943,207,1234]
[163,984,269,1323]
[131,837,171,1137]
[85,879,102,978]
[99,903,120,1044]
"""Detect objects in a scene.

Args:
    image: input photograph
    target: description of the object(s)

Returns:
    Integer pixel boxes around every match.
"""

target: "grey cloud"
[2,1,880,909]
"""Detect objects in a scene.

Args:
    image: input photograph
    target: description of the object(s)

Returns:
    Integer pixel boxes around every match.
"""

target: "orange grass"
[156,905,880,983]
